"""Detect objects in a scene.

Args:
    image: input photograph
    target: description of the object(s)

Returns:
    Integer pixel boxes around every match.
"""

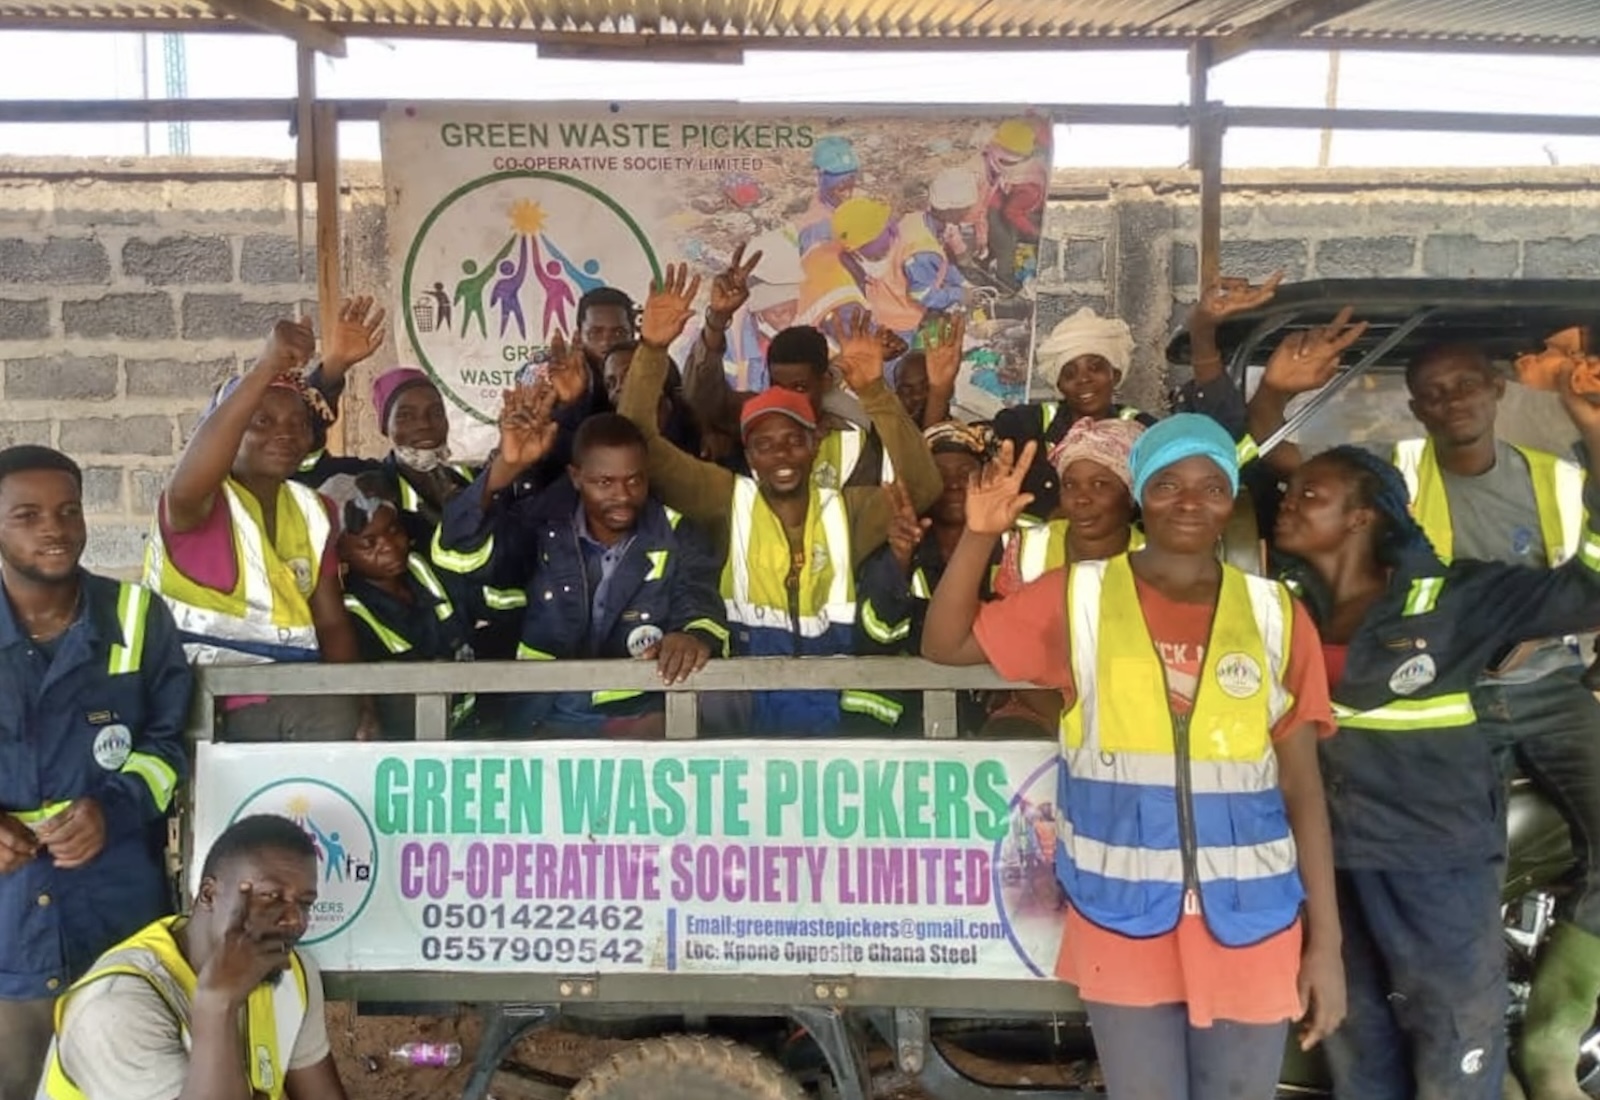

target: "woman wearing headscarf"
[855,421,993,732]
[144,319,375,741]
[992,415,1145,598]
[923,415,1344,1100]
[367,367,479,552]
[1259,320,1600,1100]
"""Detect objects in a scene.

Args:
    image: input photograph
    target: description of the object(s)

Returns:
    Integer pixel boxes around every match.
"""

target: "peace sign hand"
[1192,272,1283,329]
[883,480,932,573]
[965,440,1037,536]
[641,263,702,349]
[707,242,764,322]
[1260,307,1369,397]
[921,312,967,392]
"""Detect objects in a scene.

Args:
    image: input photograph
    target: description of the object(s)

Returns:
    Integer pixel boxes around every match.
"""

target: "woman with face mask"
[368,369,481,555]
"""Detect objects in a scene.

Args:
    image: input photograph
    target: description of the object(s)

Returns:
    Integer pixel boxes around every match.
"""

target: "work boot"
[1520,923,1600,1100]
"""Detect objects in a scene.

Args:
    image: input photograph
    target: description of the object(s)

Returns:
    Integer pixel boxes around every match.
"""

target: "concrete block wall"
[0,160,390,575]
[3,158,1599,573]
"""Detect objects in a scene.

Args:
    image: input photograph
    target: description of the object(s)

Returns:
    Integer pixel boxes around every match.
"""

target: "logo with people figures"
[400,170,660,423]
[231,778,378,945]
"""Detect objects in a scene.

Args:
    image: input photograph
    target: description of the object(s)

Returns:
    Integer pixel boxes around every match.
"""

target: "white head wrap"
[1032,307,1135,391]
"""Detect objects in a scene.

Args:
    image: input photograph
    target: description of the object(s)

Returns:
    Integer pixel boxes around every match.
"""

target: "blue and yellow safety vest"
[1056,554,1303,947]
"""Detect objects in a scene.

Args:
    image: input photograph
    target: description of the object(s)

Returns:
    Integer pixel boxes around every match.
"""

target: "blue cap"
[1128,413,1239,504]
[811,136,859,175]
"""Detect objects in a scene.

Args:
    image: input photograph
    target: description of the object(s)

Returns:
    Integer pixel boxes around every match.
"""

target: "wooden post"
[313,99,345,455]
[1189,43,1223,294]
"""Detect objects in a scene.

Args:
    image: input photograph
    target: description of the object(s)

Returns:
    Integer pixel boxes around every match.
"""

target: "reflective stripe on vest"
[43,916,308,1100]
[106,582,150,676]
[723,477,855,638]
[516,643,643,708]
[145,479,328,665]
[1058,554,1302,946]
[344,596,412,654]
[841,689,903,725]
[1394,437,1585,565]
[406,555,456,622]
[815,428,883,491]
[431,523,495,576]
[1332,693,1477,731]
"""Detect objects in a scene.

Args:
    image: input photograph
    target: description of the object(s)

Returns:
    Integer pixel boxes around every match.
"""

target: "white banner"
[193,741,1068,981]
[382,103,1054,454]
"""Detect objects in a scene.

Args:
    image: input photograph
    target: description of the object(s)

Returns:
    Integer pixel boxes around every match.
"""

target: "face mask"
[393,443,452,473]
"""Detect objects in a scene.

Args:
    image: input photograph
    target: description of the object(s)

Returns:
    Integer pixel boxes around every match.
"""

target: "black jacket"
[1279,486,1600,869]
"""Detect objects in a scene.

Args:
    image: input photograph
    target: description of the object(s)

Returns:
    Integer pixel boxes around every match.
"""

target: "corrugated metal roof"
[1,0,1597,48]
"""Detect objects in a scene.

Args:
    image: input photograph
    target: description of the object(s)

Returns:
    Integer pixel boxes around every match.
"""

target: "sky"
[2,32,1599,168]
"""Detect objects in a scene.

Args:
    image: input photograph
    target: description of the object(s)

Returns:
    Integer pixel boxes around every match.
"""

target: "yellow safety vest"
[813,426,892,492]
[42,916,308,1100]
[144,479,331,665]
[1057,554,1302,945]
[1393,437,1585,565]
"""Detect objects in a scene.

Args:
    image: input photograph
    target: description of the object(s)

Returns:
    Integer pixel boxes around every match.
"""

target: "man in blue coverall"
[0,446,191,1100]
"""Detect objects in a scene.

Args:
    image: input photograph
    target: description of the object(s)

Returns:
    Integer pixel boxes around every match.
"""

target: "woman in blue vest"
[1256,327,1600,1100]
[923,415,1344,1100]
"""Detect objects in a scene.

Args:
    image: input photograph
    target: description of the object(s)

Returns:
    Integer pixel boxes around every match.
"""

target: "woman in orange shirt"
[923,415,1343,1100]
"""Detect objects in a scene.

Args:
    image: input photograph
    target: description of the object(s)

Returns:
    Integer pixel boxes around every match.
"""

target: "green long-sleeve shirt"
[618,342,942,567]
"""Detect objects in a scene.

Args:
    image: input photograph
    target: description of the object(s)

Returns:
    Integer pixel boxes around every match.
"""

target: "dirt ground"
[327,1004,1100,1099]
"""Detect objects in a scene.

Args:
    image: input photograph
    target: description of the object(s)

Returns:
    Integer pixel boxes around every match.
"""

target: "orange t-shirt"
[973,567,1335,1027]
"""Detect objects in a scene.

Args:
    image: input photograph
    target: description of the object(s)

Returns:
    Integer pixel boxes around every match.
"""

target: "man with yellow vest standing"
[0,446,190,1100]
[39,814,347,1100]
[620,264,942,734]
[144,319,375,741]
[1392,341,1600,1100]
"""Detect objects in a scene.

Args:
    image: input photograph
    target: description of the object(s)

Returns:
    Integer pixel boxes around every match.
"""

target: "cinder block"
[239,235,316,285]
[1421,235,1519,279]
[59,415,173,457]
[122,236,233,286]
[61,293,176,340]
[0,299,50,341]
[0,420,52,448]
[1062,238,1106,282]
[1314,236,1418,278]
[81,523,151,573]
[0,237,110,285]
[1523,236,1600,279]
[125,356,236,399]
[130,467,168,515]
[81,466,124,513]
[1219,239,1309,281]
[4,354,118,400]
[181,293,299,341]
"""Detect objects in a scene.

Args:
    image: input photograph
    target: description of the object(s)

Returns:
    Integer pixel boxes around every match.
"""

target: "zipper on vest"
[1172,709,1202,915]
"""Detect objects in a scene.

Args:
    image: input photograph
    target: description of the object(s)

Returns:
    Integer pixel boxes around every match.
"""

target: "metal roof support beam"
[202,0,348,57]
[1210,0,1371,66]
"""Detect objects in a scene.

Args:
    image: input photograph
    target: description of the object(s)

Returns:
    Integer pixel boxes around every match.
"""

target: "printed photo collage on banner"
[384,104,1054,454]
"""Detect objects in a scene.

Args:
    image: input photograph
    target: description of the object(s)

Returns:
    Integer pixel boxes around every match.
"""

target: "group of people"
[2,237,1598,1100]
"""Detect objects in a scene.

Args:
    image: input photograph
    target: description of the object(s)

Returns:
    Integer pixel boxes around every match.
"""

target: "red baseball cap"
[740,388,817,442]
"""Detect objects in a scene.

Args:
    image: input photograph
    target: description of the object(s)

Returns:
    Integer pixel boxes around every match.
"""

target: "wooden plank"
[312,100,344,456]
[202,0,348,56]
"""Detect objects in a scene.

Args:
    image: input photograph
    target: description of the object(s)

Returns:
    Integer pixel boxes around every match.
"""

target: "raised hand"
[707,242,763,324]
[922,312,967,393]
[1260,307,1368,397]
[965,440,1037,536]
[883,480,931,573]
[640,263,702,349]
[497,378,560,471]
[254,318,316,376]
[197,882,293,1008]
[543,331,591,407]
[1193,272,1283,328]
[1556,364,1600,441]
[322,295,388,373]
[34,797,106,869]
[833,310,887,394]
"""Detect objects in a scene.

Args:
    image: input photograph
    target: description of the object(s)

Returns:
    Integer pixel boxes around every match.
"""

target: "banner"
[382,103,1053,453]
[193,741,1068,980]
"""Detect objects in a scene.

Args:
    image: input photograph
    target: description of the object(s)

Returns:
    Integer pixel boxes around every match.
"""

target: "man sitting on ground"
[39,814,348,1100]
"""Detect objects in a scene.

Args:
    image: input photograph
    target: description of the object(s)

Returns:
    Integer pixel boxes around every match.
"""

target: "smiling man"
[0,445,190,1100]
[38,814,347,1100]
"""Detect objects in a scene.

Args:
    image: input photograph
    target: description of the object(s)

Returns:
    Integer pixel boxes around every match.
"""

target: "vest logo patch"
[255,1043,275,1089]
[1388,653,1437,696]
[1460,1047,1485,1076]
[626,624,664,658]
[1214,653,1263,699]
[287,557,313,595]
[814,461,840,490]
[811,545,830,573]
[92,724,132,770]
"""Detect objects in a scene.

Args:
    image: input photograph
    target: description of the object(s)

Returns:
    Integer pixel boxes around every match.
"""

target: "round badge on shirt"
[1388,653,1437,696]
[1214,653,1264,699]
[627,625,664,658]
[92,724,133,770]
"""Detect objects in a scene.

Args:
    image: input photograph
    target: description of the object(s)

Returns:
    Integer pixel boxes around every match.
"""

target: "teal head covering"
[1128,413,1239,504]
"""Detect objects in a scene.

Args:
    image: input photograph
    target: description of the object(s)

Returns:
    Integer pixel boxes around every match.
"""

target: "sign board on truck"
[192,741,1068,981]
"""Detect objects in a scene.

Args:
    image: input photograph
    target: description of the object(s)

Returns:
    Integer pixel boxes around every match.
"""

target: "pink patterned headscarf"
[1047,416,1144,493]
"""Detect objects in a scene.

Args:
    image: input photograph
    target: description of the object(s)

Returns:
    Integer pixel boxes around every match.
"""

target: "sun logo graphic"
[401,169,660,425]
[232,779,379,945]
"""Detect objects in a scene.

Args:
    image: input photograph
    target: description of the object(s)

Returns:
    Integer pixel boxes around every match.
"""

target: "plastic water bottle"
[389,1042,462,1068]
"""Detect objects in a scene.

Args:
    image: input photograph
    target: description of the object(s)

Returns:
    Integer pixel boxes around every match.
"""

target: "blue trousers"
[1086,1001,1288,1100]
[1323,864,1507,1100]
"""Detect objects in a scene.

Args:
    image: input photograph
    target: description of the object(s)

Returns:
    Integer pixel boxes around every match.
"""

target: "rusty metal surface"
[2,0,1598,48]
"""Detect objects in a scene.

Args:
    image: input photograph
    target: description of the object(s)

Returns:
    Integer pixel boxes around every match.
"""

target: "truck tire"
[568,1034,805,1100]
